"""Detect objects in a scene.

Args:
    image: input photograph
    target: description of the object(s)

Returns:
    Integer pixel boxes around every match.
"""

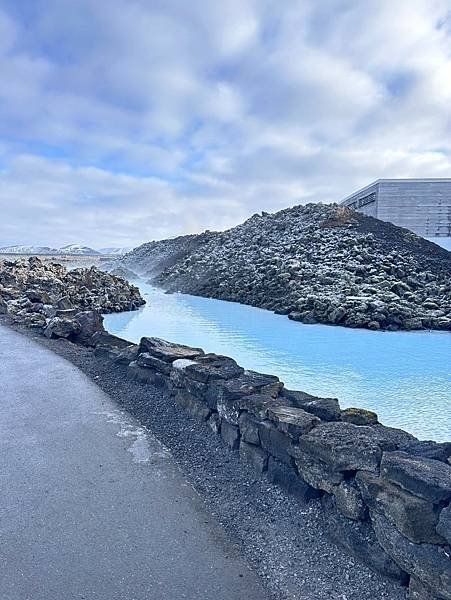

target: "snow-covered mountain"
[1,244,100,255]
[59,244,100,255]
[99,247,132,255]
[0,245,59,255]
[0,244,133,256]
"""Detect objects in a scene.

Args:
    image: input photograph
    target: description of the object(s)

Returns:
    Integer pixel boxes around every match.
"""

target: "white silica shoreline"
[103,282,451,443]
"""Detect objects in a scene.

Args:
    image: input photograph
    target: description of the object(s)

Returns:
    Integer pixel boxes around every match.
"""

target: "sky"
[0,0,450,248]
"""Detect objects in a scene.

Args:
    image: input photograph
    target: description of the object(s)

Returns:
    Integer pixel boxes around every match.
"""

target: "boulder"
[406,441,451,464]
[212,371,283,419]
[174,390,211,421]
[44,316,80,339]
[356,471,444,544]
[436,505,451,546]
[333,480,368,521]
[371,511,451,600]
[266,457,319,503]
[137,352,172,375]
[321,495,408,584]
[138,337,204,362]
[25,288,51,304]
[341,407,378,425]
[220,420,240,450]
[113,344,139,365]
[56,295,73,310]
[380,451,451,503]
[169,359,198,387]
[181,353,244,382]
[258,420,293,466]
[126,361,156,384]
[73,310,105,345]
[239,441,269,474]
[91,331,132,349]
[238,412,261,445]
[296,422,399,474]
[267,406,320,440]
[291,447,343,493]
[282,388,341,421]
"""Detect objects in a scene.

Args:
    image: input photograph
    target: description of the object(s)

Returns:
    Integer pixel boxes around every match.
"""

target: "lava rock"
[296,422,406,474]
[238,412,261,445]
[380,451,451,503]
[137,352,172,375]
[174,390,211,421]
[267,456,319,503]
[267,405,320,440]
[371,510,451,600]
[258,420,293,466]
[44,316,80,339]
[182,353,244,382]
[291,448,344,493]
[333,480,368,521]
[282,388,341,421]
[73,310,105,345]
[220,420,240,450]
[321,494,409,584]
[120,203,451,332]
[436,505,451,546]
[405,441,451,463]
[138,337,204,362]
[341,407,378,425]
[239,441,269,474]
[356,471,444,544]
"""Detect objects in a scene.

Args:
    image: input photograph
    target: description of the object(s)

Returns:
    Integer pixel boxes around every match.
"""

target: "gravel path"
[5,321,408,600]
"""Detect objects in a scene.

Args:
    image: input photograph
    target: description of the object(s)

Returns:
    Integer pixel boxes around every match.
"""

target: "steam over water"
[104,283,451,442]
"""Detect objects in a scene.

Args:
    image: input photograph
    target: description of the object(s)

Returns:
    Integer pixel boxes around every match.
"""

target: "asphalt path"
[0,325,269,600]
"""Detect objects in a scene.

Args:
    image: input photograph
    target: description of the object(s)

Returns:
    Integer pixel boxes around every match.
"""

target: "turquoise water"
[104,283,451,442]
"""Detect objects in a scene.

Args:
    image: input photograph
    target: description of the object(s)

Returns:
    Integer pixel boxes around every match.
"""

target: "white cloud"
[0,0,450,247]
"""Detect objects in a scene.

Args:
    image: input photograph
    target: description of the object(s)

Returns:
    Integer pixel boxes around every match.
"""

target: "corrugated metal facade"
[340,179,451,238]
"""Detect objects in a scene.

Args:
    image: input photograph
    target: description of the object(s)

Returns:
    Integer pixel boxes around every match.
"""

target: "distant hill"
[99,247,132,255]
[0,245,58,255]
[59,244,100,255]
[0,244,129,256]
[120,203,451,332]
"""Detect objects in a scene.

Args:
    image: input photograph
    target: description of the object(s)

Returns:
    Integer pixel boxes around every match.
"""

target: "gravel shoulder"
[3,318,408,600]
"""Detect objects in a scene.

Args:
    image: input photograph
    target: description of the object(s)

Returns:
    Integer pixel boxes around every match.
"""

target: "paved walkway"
[0,325,269,600]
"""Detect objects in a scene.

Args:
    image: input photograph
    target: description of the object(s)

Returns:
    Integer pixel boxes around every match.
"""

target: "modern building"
[340,179,451,248]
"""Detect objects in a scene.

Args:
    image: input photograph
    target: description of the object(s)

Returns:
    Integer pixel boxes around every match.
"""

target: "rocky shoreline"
[120,204,451,332]
[3,295,449,599]
[2,253,450,599]
[0,256,145,337]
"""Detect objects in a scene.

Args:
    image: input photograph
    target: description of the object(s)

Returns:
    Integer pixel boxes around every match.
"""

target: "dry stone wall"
[94,334,451,600]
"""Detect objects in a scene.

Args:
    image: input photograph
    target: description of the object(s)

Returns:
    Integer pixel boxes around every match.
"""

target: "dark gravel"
[5,320,407,600]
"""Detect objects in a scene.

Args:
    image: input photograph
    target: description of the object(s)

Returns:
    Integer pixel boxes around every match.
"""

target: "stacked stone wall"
[94,334,451,600]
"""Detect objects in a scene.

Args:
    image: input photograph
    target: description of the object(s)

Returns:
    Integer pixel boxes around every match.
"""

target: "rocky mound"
[0,256,145,334]
[126,204,451,331]
[120,230,218,278]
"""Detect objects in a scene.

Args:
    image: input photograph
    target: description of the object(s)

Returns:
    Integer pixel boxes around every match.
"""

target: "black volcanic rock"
[0,257,145,336]
[122,203,451,331]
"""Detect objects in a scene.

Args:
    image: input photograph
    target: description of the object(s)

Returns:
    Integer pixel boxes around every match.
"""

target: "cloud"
[0,0,450,247]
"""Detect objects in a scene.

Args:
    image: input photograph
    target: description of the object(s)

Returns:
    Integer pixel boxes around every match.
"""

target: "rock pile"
[0,256,145,340]
[124,203,451,331]
[120,230,217,278]
[95,333,451,599]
